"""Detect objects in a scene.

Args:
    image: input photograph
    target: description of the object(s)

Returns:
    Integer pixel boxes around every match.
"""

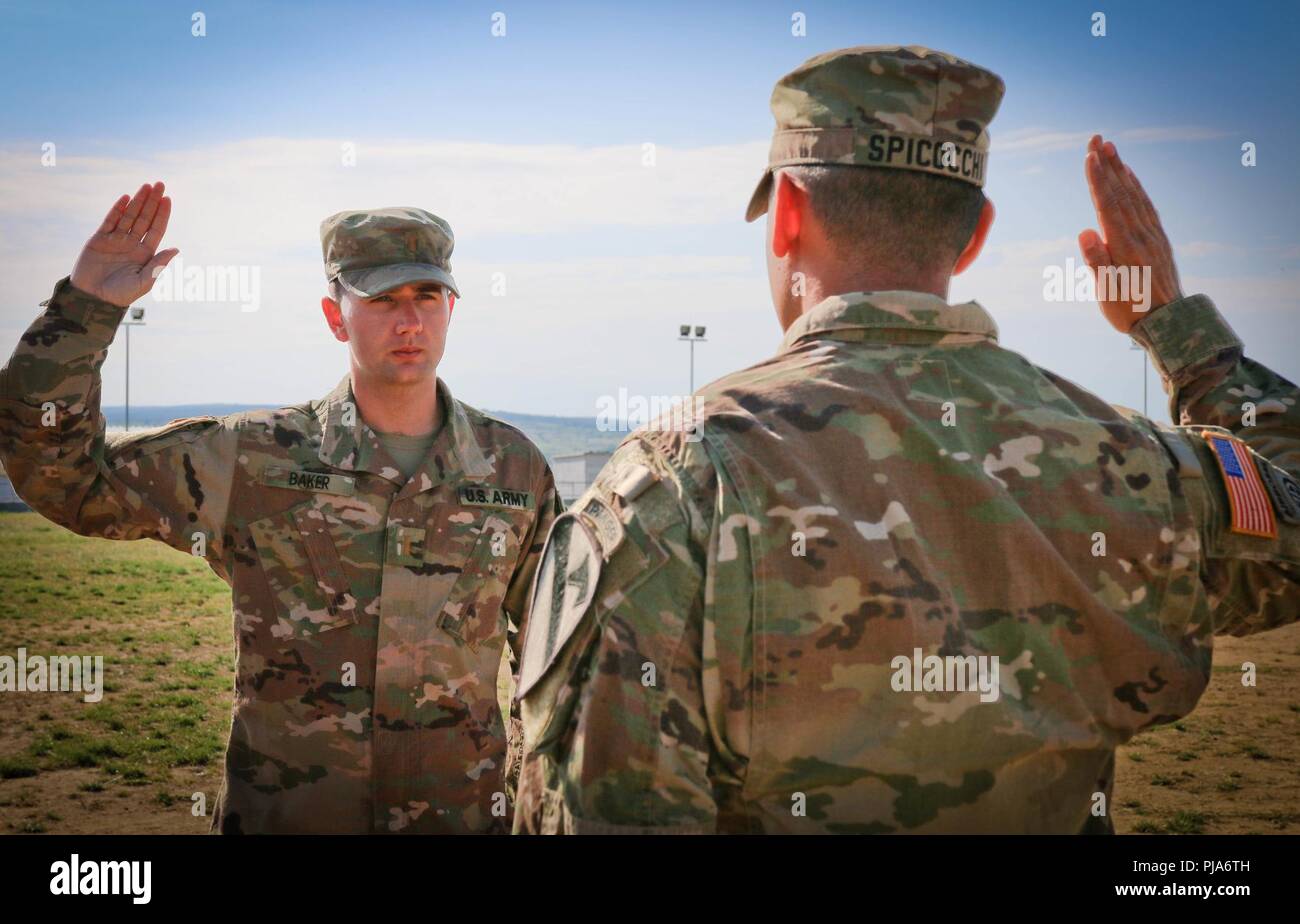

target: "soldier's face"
[325,282,450,386]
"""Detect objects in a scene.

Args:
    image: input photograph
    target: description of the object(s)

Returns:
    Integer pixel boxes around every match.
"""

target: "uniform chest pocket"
[248,502,360,640]
[433,509,530,651]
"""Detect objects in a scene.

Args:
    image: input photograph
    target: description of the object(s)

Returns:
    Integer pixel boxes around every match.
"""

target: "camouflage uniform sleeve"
[512,430,729,833]
[501,458,562,804]
[0,277,240,580]
[1132,294,1300,634]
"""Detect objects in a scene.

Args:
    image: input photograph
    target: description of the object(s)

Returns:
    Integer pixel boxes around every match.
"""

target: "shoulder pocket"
[108,416,219,458]
[248,500,358,639]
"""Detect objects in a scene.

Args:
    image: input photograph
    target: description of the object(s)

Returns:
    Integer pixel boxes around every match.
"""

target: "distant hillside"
[484,410,625,458]
[104,405,279,427]
[98,404,622,463]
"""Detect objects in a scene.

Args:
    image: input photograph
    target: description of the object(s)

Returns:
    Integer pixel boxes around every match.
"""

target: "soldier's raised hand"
[1078,135,1183,333]
[70,181,179,308]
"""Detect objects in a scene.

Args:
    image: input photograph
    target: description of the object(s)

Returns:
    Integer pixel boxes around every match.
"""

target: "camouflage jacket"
[514,290,1300,834]
[0,277,561,834]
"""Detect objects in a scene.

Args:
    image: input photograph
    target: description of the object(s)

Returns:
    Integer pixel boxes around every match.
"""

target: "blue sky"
[1,0,1296,420]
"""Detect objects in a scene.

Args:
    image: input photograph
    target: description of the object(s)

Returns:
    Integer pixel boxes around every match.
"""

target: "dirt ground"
[1112,621,1300,834]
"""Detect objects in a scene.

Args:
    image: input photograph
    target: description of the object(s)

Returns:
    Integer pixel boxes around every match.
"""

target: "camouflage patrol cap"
[745,45,1005,222]
[320,207,460,299]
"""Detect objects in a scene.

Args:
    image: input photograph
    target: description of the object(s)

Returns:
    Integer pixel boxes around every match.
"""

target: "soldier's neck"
[350,372,443,437]
[807,267,952,304]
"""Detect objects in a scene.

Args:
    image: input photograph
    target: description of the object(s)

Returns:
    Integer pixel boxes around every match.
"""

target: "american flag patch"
[1203,432,1277,538]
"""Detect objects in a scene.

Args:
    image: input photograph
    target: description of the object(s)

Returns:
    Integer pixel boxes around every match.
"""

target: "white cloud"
[0,137,776,413]
[0,137,1293,421]
[995,125,1230,157]
[0,138,769,252]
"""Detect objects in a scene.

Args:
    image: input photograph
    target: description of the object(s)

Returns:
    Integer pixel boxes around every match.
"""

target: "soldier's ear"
[953,198,995,276]
[770,171,806,259]
[321,296,350,343]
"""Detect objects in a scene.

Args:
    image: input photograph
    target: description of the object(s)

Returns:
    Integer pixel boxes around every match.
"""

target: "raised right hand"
[70,181,178,308]
[1077,136,1183,334]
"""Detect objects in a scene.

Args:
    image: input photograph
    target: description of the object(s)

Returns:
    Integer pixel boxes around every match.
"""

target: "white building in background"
[0,463,27,511]
[553,451,612,507]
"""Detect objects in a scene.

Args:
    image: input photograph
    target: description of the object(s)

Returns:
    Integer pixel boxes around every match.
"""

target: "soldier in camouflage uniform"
[513,46,1300,834]
[0,187,560,833]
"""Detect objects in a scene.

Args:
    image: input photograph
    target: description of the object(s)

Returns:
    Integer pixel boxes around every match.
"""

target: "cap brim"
[337,262,460,299]
[744,170,774,223]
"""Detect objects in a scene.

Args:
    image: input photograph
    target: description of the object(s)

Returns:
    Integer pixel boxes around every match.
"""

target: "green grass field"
[0,509,1296,834]
[0,512,230,832]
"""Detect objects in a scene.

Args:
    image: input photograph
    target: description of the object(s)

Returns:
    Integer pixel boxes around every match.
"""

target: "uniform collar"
[315,375,494,490]
[780,290,999,350]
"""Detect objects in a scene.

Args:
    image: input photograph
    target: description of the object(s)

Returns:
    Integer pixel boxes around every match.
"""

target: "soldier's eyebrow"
[367,284,444,302]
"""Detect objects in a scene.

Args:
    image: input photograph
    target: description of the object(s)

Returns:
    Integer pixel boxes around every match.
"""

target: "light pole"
[120,306,146,431]
[1129,337,1148,418]
[678,324,707,394]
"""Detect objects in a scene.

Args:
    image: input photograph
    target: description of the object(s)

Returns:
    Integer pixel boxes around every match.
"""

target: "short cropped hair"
[780,165,986,275]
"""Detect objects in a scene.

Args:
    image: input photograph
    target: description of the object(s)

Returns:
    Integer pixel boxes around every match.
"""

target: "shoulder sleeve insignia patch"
[516,513,602,699]
[1201,432,1278,538]
[578,495,625,559]
[1256,456,1300,526]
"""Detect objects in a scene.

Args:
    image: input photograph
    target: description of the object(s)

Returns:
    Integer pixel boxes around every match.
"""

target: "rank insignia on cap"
[1202,432,1277,538]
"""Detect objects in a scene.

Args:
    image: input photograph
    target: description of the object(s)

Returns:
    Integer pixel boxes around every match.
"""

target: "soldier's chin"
[382,359,436,385]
